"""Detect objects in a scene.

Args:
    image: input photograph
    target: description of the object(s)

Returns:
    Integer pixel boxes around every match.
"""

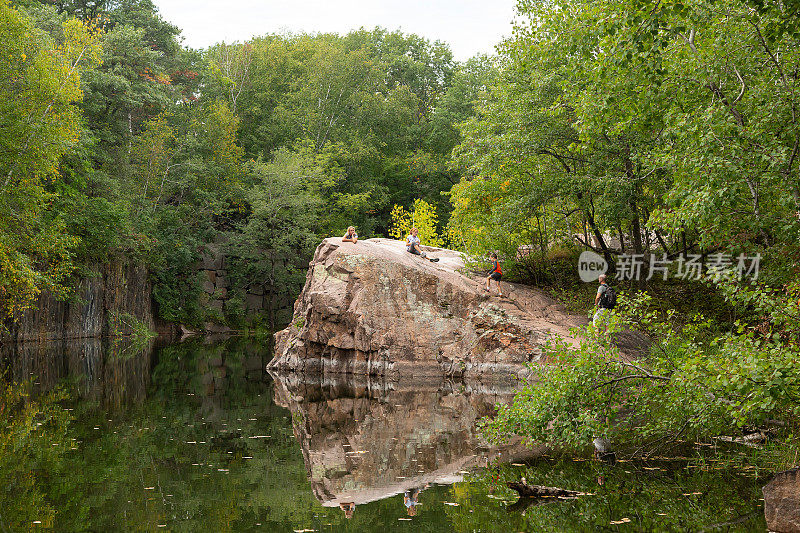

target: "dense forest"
[1,0,496,328]
[2,0,800,463]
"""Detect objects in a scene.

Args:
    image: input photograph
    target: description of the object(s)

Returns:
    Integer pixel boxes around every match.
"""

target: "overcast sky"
[153,0,518,61]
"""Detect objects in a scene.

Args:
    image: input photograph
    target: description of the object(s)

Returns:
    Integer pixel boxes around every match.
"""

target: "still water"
[2,338,768,531]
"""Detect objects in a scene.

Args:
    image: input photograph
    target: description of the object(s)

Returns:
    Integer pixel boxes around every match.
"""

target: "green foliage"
[224,148,334,328]
[0,377,72,529]
[0,1,102,320]
[4,0,492,328]
[146,204,212,325]
[483,283,800,455]
[449,0,800,284]
[388,198,445,247]
[107,310,155,340]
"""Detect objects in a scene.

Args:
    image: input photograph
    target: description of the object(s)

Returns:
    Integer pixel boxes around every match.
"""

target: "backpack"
[600,285,616,309]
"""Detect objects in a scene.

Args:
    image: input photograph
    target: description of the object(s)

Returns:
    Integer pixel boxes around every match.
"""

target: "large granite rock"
[764,468,800,532]
[270,238,588,379]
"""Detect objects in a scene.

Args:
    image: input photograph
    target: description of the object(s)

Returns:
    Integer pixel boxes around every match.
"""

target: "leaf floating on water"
[610,518,631,525]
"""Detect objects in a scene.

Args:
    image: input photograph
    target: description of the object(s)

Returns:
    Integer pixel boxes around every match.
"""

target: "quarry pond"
[2,338,770,532]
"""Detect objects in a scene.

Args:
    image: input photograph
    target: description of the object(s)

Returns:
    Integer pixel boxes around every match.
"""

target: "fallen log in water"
[506,480,580,499]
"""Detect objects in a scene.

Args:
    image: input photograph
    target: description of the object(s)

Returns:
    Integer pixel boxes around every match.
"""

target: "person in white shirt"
[405,227,439,262]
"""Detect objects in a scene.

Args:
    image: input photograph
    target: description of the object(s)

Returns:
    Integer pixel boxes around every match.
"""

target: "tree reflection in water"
[0,339,768,531]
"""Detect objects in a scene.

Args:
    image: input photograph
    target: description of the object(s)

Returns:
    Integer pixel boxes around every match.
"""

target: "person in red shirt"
[484,252,503,297]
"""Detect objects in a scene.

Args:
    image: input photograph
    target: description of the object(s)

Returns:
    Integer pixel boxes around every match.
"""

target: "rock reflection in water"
[1,337,155,409]
[270,371,543,509]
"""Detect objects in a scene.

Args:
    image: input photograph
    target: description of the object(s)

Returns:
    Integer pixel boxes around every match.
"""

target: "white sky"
[153,0,518,61]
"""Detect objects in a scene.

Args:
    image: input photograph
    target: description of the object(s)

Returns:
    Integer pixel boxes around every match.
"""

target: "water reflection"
[0,338,772,531]
[1,337,155,408]
[271,372,543,509]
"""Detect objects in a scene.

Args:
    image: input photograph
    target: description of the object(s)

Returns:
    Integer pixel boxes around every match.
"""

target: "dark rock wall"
[198,242,294,325]
[2,261,155,343]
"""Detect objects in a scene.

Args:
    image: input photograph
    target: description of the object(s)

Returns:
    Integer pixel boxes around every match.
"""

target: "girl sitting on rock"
[406,227,439,262]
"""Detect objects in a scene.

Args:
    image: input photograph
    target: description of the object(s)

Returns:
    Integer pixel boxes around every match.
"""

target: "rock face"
[2,261,155,343]
[197,240,296,326]
[270,371,544,507]
[271,238,588,379]
[764,468,800,532]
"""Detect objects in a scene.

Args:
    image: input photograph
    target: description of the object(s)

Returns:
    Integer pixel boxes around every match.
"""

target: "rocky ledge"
[270,238,601,379]
[763,467,800,532]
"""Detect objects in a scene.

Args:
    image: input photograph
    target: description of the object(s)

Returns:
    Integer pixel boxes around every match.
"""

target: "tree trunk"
[585,204,615,273]
[623,153,644,255]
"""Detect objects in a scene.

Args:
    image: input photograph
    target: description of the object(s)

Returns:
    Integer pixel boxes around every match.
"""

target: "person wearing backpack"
[593,274,616,327]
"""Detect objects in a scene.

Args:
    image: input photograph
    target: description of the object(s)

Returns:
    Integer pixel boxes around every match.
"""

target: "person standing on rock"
[406,227,439,262]
[342,226,358,243]
[485,252,504,297]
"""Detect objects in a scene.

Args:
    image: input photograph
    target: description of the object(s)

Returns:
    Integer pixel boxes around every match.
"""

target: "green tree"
[225,147,338,329]
[389,198,445,248]
[0,1,101,320]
